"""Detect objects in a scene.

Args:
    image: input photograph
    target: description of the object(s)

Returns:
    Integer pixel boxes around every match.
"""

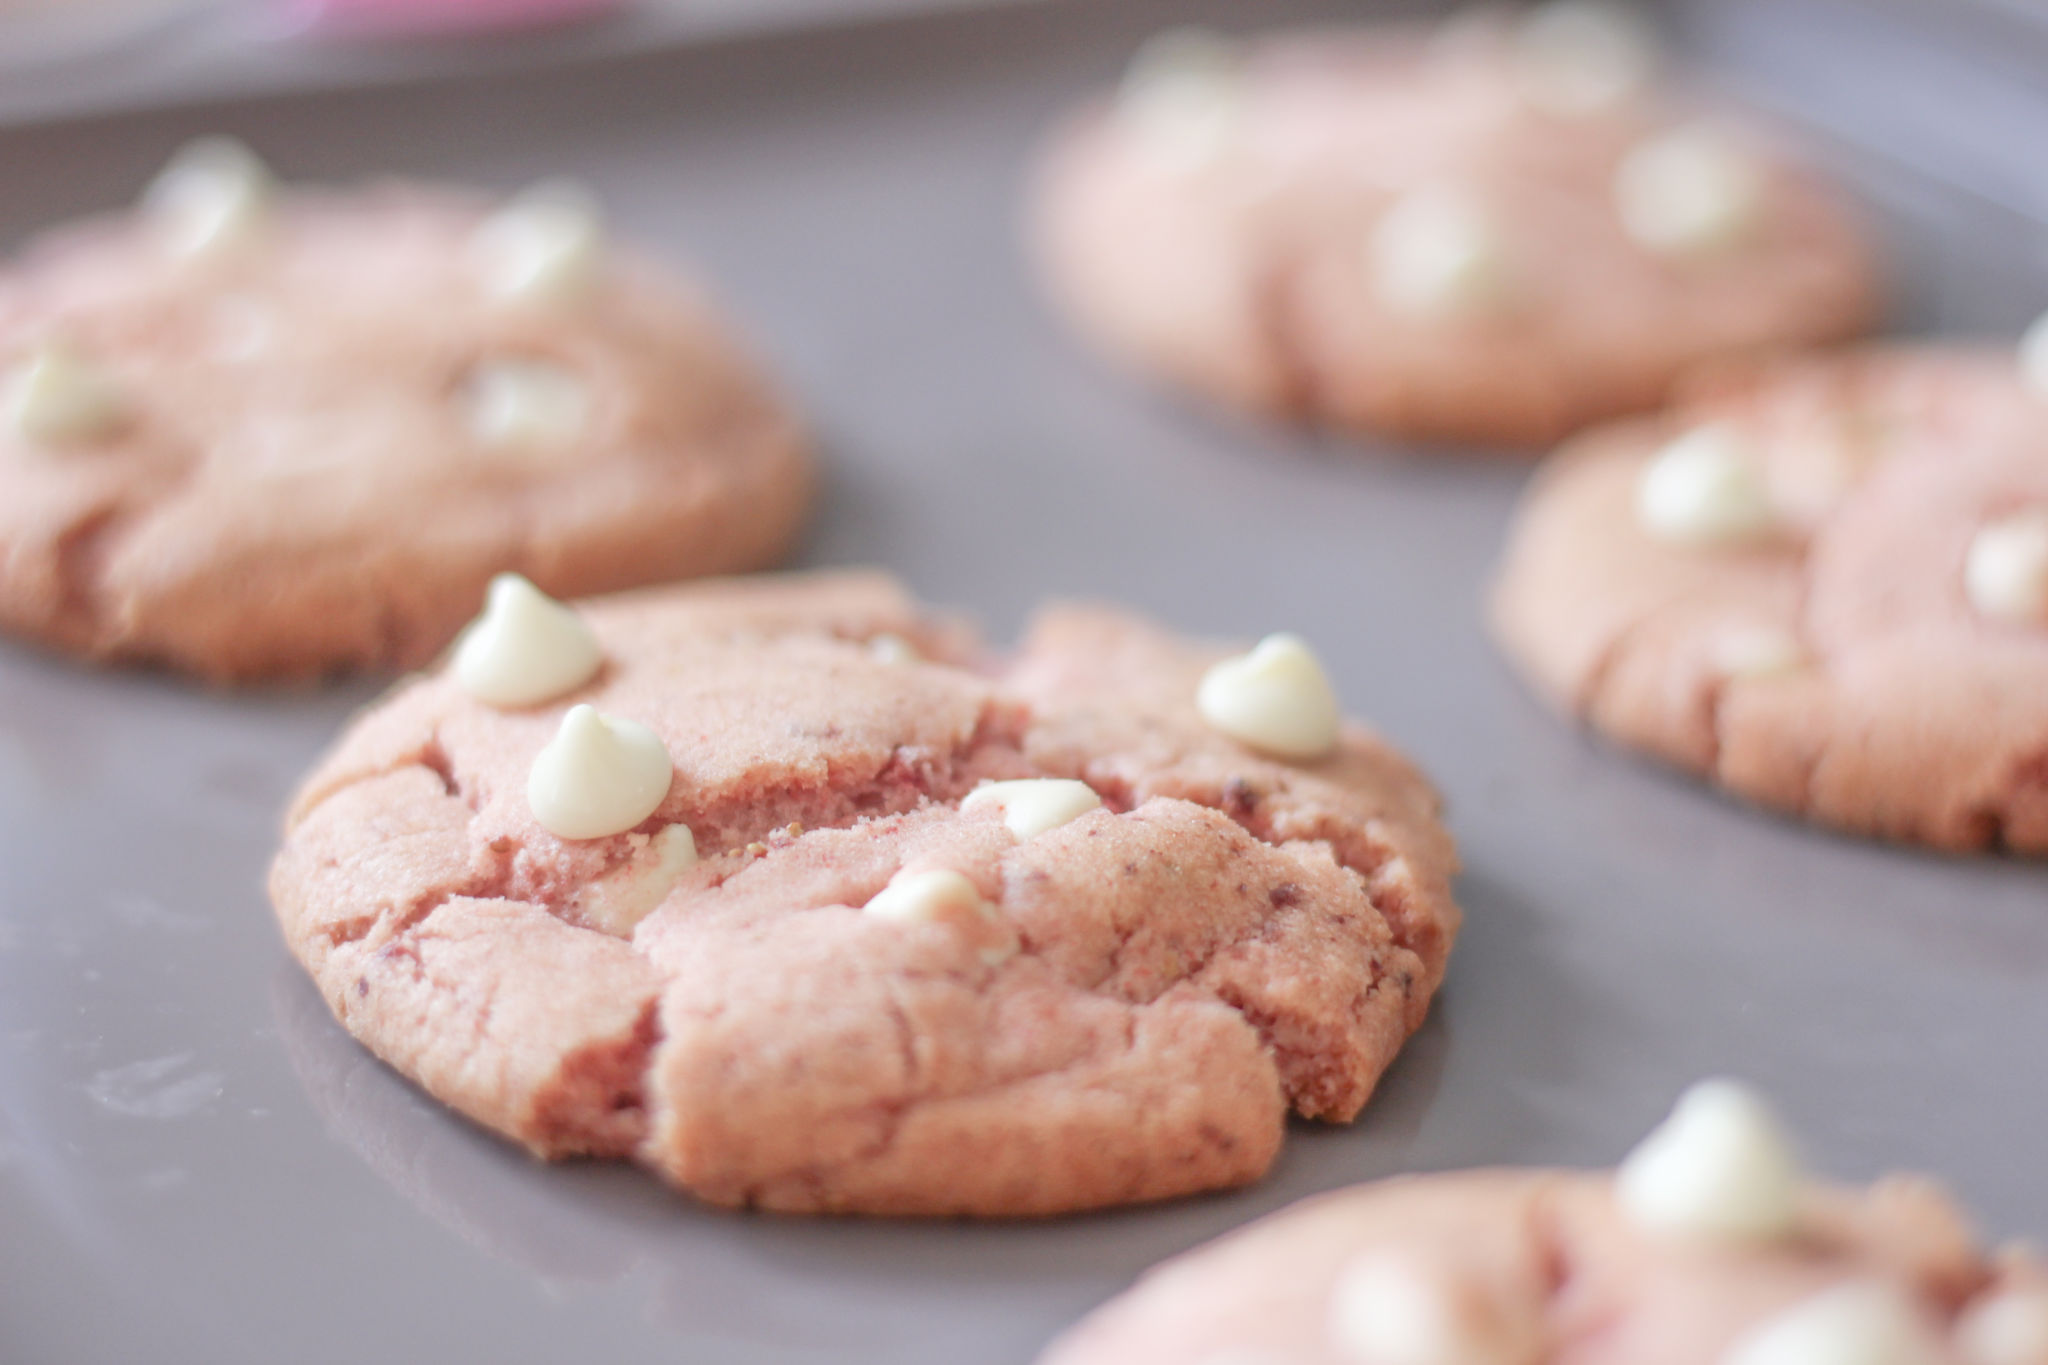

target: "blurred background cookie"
[1491,340,2048,853]
[0,139,812,682]
[1031,6,1880,449]
[1041,1079,2048,1365]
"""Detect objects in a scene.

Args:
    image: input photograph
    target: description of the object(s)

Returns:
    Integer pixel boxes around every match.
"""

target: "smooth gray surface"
[0,0,1043,128]
[1,2,2045,1362]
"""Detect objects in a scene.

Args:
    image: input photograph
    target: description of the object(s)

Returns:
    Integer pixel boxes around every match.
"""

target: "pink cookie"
[1031,14,1878,449]
[1491,345,2048,853]
[0,142,810,682]
[1044,1083,2048,1365]
[269,571,1461,1216]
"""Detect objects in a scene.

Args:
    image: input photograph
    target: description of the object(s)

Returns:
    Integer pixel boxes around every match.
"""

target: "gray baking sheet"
[1,0,2045,1361]
[0,0,1042,128]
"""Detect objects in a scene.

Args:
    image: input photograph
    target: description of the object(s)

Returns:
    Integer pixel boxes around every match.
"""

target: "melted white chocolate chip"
[862,868,1016,965]
[867,632,921,664]
[1117,27,1247,175]
[469,179,606,305]
[4,343,127,447]
[142,137,273,261]
[465,357,591,454]
[1198,633,1342,760]
[1617,1079,1802,1244]
[1956,1287,2048,1365]
[1615,122,1763,256]
[1636,423,1777,546]
[961,779,1103,840]
[1371,185,1507,317]
[453,573,603,707]
[1714,625,1807,681]
[1721,1282,1943,1365]
[862,868,989,926]
[1965,511,2048,624]
[573,824,698,937]
[526,704,673,841]
[1511,1,1658,117]
[2019,312,2048,400]
[1328,1254,1539,1365]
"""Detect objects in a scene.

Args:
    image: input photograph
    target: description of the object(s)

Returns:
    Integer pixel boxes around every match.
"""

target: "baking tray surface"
[1,2,2045,1362]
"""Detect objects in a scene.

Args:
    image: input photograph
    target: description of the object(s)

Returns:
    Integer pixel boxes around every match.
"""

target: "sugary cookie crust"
[269,571,1460,1216]
[0,183,810,681]
[1491,347,2048,853]
[1031,22,1878,448]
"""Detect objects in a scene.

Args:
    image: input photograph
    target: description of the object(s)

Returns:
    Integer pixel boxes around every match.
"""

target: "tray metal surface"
[1,1,2044,1361]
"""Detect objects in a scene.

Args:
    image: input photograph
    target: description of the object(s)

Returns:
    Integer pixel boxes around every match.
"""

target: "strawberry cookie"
[1032,7,1878,447]
[0,139,810,681]
[269,571,1460,1215]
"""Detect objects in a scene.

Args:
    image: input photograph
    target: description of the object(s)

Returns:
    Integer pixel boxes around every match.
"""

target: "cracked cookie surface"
[1030,21,1877,449]
[0,181,810,682]
[269,571,1460,1216]
[1491,347,2048,853]
[1038,1166,2045,1365]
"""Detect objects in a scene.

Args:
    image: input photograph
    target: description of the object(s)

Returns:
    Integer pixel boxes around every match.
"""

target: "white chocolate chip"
[2018,312,2048,399]
[1616,1078,1802,1244]
[1615,122,1764,256]
[1511,1,1658,116]
[1328,1254,1539,1365]
[1956,1288,2048,1365]
[868,632,921,664]
[1117,27,1246,176]
[572,824,698,937]
[1722,1282,1943,1365]
[1636,423,1778,546]
[862,868,1016,965]
[468,179,606,305]
[464,357,591,454]
[1965,511,2048,624]
[1198,633,1342,761]
[961,779,1103,839]
[1713,625,1807,681]
[142,137,273,260]
[526,704,673,841]
[1370,185,1508,317]
[863,868,989,926]
[453,573,603,707]
[4,343,127,447]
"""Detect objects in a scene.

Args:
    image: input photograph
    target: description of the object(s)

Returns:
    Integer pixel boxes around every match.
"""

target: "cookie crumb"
[1223,777,1261,815]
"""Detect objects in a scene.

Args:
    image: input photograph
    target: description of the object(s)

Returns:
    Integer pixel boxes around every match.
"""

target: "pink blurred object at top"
[284,0,624,39]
